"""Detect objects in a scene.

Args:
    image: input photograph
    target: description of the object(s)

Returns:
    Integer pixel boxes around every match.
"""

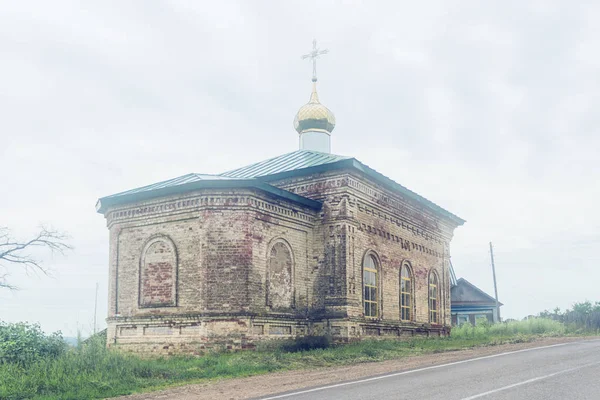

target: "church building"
[96,42,465,354]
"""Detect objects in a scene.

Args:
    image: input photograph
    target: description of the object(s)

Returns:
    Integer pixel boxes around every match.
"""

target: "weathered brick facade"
[99,163,463,354]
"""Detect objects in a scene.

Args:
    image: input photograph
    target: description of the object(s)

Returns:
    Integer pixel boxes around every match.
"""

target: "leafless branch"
[0,226,72,290]
[0,272,17,290]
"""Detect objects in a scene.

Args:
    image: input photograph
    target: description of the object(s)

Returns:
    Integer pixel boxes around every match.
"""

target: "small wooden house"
[451,278,502,325]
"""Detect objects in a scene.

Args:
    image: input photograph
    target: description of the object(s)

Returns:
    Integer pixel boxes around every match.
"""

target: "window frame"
[362,252,379,319]
[400,261,413,322]
[429,270,439,324]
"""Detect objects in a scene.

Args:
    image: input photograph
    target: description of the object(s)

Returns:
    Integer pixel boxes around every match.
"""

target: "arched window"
[400,262,413,321]
[140,237,177,308]
[363,254,378,318]
[267,240,294,309]
[429,271,439,323]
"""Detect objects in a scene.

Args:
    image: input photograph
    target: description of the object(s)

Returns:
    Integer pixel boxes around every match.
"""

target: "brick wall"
[101,167,461,353]
[271,169,458,328]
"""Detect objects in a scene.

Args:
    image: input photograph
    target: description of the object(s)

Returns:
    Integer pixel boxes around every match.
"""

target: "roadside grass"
[0,318,590,400]
[451,317,574,339]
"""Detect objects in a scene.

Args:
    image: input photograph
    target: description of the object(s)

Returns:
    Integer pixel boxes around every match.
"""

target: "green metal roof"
[221,150,350,178]
[102,173,236,199]
[346,159,465,225]
[97,150,464,225]
[221,150,464,225]
[95,173,321,213]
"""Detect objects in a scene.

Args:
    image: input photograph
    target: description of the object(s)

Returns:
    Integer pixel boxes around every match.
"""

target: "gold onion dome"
[293,82,336,134]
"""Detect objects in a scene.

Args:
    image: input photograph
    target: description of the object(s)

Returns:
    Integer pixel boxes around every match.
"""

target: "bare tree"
[0,226,72,289]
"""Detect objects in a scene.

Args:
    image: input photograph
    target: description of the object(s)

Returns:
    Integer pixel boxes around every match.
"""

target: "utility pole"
[489,242,501,322]
[93,282,99,334]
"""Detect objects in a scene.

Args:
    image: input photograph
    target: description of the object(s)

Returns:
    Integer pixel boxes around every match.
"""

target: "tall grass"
[1,335,503,400]
[0,334,516,399]
[451,318,571,340]
[0,318,591,400]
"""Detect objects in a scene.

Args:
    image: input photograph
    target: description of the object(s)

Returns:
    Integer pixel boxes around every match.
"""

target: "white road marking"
[459,360,600,400]
[259,341,589,399]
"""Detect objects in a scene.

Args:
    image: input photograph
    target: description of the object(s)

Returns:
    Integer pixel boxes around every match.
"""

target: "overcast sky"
[1,1,599,336]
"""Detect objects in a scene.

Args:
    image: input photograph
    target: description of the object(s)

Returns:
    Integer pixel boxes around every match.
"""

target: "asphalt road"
[258,340,600,400]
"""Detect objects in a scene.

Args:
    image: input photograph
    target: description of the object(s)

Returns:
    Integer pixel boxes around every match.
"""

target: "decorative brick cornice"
[106,193,317,229]
[277,173,453,244]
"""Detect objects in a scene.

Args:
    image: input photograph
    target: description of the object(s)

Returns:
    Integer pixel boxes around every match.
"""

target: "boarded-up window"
[267,241,293,309]
[140,237,177,307]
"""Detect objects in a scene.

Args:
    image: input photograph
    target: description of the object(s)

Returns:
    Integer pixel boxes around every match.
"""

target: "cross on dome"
[301,39,329,82]
[295,39,335,153]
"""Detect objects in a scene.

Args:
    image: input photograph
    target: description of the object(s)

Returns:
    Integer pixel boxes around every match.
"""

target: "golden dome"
[293,82,335,134]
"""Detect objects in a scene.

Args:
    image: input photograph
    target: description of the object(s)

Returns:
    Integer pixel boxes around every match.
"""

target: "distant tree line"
[538,301,600,331]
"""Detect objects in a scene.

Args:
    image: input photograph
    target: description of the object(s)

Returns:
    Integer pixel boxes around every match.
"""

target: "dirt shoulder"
[115,336,595,400]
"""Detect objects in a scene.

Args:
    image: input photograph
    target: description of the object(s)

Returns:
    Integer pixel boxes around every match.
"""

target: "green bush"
[0,321,67,366]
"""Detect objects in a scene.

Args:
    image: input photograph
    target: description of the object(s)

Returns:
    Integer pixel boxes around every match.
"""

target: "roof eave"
[257,158,465,225]
[452,301,504,307]
[96,179,322,214]
[348,159,465,226]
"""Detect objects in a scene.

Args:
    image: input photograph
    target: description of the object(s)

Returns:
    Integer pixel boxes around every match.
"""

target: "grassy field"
[0,318,591,400]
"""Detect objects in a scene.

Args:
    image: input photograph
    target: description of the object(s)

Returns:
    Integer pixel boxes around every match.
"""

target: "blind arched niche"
[139,236,177,308]
[266,240,294,310]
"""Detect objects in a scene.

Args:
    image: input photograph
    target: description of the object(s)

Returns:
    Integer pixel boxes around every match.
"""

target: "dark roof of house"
[451,278,503,306]
[95,173,321,213]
